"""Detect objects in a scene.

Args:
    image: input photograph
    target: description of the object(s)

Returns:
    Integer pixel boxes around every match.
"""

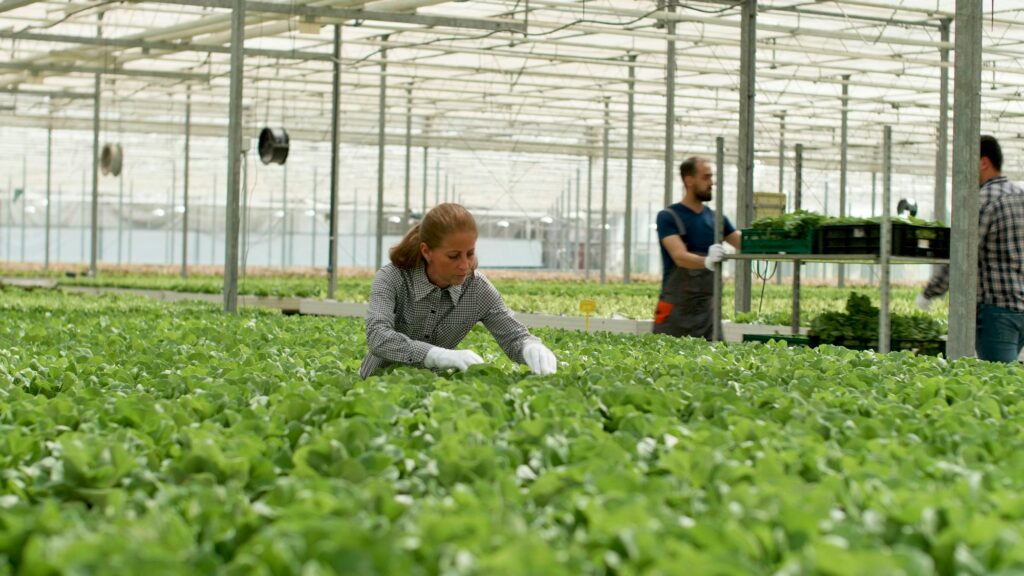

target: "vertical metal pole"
[879,126,892,354]
[171,162,177,265]
[45,126,52,270]
[210,174,216,265]
[375,40,388,271]
[90,13,102,276]
[327,25,341,298]
[222,0,246,312]
[182,88,191,278]
[713,137,725,341]
[444,173,449,204]
[776,113,785,285]
[404,86,412,222]
[935,18,951,226]
[948,0,981,360]
[281,163,288,268]
[126,181,132,264]
[434,159,439,206]
[117,166,123,266]
[422,146,429,212]
[20,156,26,262]
[838,75,849,289]
[585,151,593,280]
[575,166,581,275]
[793,144,803,336]
[624,54,636,283]
[601,99,610,285]
[312,166,317,267]
[663,3,676,207]
[734,0,756,313]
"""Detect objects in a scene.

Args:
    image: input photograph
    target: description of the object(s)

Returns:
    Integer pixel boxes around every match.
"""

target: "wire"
[753,259,776,317]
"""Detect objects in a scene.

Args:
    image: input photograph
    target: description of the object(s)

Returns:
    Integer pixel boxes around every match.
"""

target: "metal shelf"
[726,253,949,265]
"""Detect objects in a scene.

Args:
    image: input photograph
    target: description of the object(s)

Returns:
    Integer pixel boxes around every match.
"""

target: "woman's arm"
[365,267,434,366]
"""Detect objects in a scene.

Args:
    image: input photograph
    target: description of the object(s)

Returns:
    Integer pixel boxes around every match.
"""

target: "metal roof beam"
[0,29,336,61]
[146,0,526,33]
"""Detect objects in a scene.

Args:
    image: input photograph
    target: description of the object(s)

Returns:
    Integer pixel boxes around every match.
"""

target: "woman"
[360,203,558,379]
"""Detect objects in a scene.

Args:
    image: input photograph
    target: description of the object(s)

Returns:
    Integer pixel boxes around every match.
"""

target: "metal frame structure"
[0,0,1010,357]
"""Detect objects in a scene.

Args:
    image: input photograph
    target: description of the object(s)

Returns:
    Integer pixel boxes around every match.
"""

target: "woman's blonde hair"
[389,203,478,269]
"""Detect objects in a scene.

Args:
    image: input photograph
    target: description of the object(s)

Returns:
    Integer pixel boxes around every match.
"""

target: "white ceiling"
[0,1,1019,218]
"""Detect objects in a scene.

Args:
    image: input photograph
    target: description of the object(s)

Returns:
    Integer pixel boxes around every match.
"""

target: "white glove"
[704,244,725,271]
[522,341,557,376]
[424,347,485,372]
[915,293,932,311]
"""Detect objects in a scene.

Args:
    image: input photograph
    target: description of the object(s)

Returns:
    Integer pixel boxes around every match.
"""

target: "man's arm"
[661,235,708,270]
[724,230,741,251]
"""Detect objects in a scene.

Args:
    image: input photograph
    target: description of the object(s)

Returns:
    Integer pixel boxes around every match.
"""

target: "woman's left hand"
[522,342,557,375]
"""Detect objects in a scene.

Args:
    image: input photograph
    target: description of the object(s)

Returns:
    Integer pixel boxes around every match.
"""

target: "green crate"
[742,333,811,347]
[741,228,816,254]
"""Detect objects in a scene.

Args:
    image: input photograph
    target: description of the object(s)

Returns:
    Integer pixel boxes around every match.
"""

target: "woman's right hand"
[424,347,485,371]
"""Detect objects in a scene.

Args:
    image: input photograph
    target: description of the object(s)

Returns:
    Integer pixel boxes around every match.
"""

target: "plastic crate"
[816,224,950,258]
[742,333,811,347]
[809,335,946,356]
[741,227,816,254]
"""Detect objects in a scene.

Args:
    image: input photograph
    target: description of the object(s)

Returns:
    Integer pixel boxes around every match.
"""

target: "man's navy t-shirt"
[656,202,735,292]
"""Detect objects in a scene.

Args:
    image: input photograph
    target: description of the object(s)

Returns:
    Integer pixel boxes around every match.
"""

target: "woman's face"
[421,231,477,288]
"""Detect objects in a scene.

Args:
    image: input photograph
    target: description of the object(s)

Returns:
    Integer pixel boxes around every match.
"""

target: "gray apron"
[652,208,715,340]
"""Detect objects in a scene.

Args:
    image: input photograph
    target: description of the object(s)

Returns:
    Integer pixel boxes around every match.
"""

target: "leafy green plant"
[0,288,1020,575]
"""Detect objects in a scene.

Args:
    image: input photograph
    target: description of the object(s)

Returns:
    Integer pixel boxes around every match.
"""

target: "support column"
[935,18,951,226]
[182,87,191,278]
[375,40,388,271]
[880,126,892,354]
[404,86,412,222]
[663,2,676,207]
[948,0,981,360]
[327,25,341,298]
[734,0,757,312]
[776,112,785,284]
[585,148,593,280]
[838,75,849,288]
[575,166,581,275]
[713,136,725,341]
[222,0,246,312]
[45,126,52,270]
[89,13,102,277]
[600,99,610,285]
[281,163,288,268]
[793,143,803,335]
[421,145,429,213]
[624,53,636,283]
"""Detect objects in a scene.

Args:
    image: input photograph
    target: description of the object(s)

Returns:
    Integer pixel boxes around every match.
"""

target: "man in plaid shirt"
[917,135,1024,362]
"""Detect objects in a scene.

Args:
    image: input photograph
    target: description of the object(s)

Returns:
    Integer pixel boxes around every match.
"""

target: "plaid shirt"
[924,175,1024,312]
[359,263,537,378]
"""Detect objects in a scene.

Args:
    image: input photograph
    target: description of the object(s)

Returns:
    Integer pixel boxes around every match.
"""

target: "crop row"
[1,267,946,327]
[0,288,1016,574]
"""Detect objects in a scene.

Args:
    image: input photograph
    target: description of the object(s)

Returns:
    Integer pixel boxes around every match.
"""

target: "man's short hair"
[679,157,703,181]
[981,134,1003,171]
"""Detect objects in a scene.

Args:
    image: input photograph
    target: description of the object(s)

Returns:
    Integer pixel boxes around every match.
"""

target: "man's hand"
[704,244,725,271]
[915,293,932,311]
[424,347,485,371]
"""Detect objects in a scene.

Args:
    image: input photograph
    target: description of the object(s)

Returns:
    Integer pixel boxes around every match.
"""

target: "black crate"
[816,224,949,258]
[809,335,946,356]
[742,333,811,347]
[741,228,817,254]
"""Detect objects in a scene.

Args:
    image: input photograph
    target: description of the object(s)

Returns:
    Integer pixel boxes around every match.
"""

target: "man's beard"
[696,188,712,202]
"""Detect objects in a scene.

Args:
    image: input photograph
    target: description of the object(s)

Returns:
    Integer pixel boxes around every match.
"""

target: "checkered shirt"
[359,263,538,378]
[924,175,1024,312]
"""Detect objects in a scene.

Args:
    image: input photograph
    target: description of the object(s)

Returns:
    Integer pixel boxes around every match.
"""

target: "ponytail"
[389,224,424,268]
[388,203,477,269]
